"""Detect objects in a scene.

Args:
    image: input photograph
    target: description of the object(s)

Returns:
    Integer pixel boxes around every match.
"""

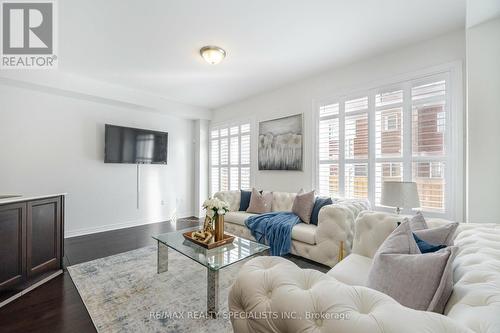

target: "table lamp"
[381,181,420,215]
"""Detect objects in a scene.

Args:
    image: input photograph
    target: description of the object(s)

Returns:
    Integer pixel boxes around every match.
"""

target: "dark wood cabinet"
[27,197,62,278]
[0,195,64,303]
[0,203,26,291]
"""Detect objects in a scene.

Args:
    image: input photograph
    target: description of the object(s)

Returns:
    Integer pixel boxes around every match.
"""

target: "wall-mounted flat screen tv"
[104,124,168,164]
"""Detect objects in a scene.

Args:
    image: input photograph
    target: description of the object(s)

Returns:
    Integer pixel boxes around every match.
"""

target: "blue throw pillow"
[413,233,446,253]
[310,197,333,225]
[239,190,252,211]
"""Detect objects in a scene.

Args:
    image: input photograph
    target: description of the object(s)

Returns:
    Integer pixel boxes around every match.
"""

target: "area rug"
[68,246,242,333]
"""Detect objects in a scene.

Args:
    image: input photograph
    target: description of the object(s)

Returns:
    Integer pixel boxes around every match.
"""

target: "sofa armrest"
[309,200,370,267]
[229,256,473,333]
[351,211,400,258]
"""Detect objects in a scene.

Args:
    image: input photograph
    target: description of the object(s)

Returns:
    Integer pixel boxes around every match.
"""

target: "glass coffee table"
[153,228,269,317]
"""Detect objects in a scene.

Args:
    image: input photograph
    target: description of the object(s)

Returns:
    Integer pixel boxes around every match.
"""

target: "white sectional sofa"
[229,211,500,333]
[214,190,370,267]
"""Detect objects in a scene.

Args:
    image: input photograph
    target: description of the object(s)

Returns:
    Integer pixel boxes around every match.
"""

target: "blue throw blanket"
[245,212,301,256]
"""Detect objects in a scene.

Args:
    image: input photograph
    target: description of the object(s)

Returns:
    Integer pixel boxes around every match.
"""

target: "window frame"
[209,120,252,195]
[313,63,464,221]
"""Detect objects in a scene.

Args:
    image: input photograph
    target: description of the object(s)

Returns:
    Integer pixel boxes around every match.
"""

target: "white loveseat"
[229,211,500,333]
[214,190,370,267]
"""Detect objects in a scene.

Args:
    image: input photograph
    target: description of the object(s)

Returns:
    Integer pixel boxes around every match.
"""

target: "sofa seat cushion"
[226,213,317,245]
[327,254,372,286]
[224,211,257,226]
[291,223,316,245]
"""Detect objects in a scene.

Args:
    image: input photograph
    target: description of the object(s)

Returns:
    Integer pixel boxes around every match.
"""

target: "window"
[382,113,399,131]
[430,162,443,178]
[210,122,251,195]
[318,74,454,215]
[437,111,445,133]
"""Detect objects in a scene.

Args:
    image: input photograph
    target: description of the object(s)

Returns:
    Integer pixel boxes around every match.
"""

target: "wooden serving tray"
[183,231,235,249]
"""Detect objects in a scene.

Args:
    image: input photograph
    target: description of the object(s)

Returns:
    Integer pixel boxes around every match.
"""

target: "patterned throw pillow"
[367,221,458,313]
[291,189,315,224]
[246,188,273,214]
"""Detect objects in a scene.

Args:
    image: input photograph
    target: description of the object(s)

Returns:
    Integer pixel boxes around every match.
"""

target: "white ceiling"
[58,0,465,109]
[466,0,500,28]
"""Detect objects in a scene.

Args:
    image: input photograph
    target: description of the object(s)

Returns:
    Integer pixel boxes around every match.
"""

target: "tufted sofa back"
[271,191,297,211]
[214,190,372,214]
[213,190,241,211]
[352,211,453,258]
[214,190,299,212]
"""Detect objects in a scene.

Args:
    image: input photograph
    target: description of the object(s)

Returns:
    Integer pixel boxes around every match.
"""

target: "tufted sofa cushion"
[229,256,473,333]
[271,191,297,212]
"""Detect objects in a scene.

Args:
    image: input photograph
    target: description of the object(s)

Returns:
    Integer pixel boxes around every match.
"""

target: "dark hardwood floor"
[0,217,201,333]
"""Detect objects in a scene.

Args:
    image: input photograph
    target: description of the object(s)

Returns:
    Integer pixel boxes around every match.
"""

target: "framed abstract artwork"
[258,114,303,171]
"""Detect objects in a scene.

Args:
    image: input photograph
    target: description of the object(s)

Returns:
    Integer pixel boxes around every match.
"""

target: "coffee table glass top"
[153,228,269,271]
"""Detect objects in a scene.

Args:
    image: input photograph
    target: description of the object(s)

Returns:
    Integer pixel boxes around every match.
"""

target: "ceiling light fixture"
[200,46,226,65]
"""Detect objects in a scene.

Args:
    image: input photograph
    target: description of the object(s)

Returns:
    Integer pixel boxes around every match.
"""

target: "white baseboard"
[64,211,195,238]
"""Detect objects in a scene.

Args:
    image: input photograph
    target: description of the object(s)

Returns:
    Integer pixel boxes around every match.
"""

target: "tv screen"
[104,124,168,164]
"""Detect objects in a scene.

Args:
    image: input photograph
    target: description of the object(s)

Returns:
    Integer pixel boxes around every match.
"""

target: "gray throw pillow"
[414,223,458,246]
[367,221,458,313]
[291,189,315,224]
[246,188,273,214]
[405,213,458,246]
[408,211,428,231]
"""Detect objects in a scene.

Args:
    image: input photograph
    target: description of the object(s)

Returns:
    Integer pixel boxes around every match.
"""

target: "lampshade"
[381,181,420,209]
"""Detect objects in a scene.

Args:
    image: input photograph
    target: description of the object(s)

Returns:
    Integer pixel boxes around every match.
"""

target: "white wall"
[467,17,500,223]
[0,84,199,237]
[213,31,465,197]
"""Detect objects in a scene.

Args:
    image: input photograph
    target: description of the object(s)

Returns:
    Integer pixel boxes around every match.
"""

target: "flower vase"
[214,214,224,242]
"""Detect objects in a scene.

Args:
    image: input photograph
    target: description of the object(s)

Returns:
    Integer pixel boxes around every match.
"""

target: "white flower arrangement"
[202,197,230,218]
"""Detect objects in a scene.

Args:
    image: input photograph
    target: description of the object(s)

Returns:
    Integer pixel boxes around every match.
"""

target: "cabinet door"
[0,203,26,291]
[27,197,61,277]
